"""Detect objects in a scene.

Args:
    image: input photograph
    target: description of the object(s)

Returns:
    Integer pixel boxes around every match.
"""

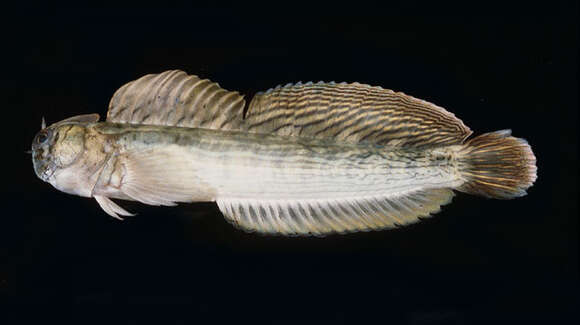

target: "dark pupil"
[37,132,48,144]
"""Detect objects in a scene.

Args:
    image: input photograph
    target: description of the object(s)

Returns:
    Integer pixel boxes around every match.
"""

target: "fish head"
[32,114,102,197]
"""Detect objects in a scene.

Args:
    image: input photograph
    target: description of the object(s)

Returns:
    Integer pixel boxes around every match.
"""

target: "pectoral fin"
[114,147,215,207]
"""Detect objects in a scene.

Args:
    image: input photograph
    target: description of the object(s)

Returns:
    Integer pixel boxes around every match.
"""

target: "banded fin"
[457,130,537,199]
[216,189,454,236]
[113,147,216,206]
[245,82,472,147]
[107,70,245,130]
[106,71,472,147]
[94,195,134,220]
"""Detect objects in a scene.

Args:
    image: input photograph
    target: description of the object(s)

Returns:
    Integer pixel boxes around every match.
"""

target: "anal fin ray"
[216,189,454,236]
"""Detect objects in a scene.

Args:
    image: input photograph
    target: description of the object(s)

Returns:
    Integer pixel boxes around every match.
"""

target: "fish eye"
[36,130,50,144]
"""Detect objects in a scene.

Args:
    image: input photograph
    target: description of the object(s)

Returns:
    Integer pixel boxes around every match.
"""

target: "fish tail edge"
[456,130,537,199]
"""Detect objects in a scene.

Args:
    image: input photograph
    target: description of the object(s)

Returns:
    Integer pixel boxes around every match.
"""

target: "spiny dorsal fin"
[244,82,472,147]
[107,70,245,131]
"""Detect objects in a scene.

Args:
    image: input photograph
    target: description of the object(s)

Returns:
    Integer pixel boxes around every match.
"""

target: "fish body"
[62,122,464,200]
[32,70,536,235]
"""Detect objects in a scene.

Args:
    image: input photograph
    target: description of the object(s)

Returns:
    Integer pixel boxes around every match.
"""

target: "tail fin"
[457,130,537,199]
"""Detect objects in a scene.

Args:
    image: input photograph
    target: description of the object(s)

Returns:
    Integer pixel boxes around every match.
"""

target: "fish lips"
[32,148,58,182]
[31,128,57,182]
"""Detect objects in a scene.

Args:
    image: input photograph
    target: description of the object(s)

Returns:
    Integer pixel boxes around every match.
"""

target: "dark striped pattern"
[245,81,473,147]
[107,70,245,130]
[457,130,537,198]
[107,71,472,147]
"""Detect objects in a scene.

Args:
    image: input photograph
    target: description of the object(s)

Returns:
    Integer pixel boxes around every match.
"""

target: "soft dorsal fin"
[244,82,472,147]
[107,70,245,131]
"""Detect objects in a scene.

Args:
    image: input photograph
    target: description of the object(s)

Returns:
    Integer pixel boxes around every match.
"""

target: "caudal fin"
[457,130,537,199]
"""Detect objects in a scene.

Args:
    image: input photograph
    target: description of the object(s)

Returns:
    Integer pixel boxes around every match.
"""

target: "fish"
[31,70,537,236]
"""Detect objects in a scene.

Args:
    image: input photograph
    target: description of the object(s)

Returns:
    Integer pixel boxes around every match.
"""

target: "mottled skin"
[32,114,108,198]
[33,115,463,207]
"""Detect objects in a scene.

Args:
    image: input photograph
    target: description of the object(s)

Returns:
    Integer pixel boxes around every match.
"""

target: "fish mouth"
[32,149,58,182]
[40,164,57,181]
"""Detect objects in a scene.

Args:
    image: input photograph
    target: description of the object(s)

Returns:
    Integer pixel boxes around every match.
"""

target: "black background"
[1,3,577,324]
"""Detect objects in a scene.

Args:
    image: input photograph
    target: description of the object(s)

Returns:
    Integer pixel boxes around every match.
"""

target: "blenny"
[31,70,537,236]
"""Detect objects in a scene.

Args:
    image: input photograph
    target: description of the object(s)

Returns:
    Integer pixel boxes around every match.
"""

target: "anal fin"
[216,189,454,236]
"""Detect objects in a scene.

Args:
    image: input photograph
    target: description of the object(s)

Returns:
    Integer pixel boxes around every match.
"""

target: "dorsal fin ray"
[106,70,245,131]
[244,82,472,147]
[107,71,472,147]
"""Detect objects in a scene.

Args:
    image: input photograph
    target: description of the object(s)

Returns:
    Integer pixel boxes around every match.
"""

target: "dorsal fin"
[244,82,472,147]
[107,71,472,147]
[107,70,245,131]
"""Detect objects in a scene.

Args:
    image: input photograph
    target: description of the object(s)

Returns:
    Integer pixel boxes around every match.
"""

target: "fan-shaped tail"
[457,130,537,199]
